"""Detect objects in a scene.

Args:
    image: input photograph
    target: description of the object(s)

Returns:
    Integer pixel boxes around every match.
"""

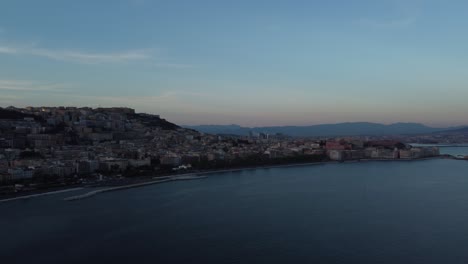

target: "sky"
[1,0,468,127]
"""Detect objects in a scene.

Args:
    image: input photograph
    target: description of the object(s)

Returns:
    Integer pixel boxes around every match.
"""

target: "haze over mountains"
[184,122,465,137]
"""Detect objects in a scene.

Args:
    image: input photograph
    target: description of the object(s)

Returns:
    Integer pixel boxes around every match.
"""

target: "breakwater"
[0,187,84,203]
[64,175,207,201]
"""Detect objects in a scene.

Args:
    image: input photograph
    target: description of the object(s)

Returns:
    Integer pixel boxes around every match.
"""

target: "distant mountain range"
[2,105,465,137]
[184,122,466,137]
[433,126,468,135]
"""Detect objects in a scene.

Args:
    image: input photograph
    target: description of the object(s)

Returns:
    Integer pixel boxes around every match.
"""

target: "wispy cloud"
[152,63,194,69]
[29,48,151,63]
[0,43,194,68]
[72,90,209,105]
[129,0,149,5]
[0,46,17,54]
[0,44,152,64]
[356,17,416,29]
[0,79,69,92]
[0,94,19,100]
[355,0,420,29]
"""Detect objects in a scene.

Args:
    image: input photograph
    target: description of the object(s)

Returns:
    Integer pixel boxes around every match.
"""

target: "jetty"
[64,175,207,201]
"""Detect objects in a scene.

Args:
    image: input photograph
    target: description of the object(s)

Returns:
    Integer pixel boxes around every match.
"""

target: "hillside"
[435,126,468,134]
[130,113,180,130]
[0,108,44,122]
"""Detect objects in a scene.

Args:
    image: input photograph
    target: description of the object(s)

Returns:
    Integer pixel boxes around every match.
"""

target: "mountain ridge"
[184,122,464,137]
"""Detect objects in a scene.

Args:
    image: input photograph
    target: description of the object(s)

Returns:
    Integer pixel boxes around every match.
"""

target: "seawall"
[64,175,207,201]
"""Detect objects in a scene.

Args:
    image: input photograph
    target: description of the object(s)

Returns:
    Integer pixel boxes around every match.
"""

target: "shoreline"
[192,155,451,176]
[193,161,337,175]
[0,155,464,203]
[0,187,84,203]
[64,175,207,201]
[54,156,468,201]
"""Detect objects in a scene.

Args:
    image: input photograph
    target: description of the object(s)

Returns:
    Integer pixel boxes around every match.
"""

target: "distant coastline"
[2,106,467,201]
[1,155,464,203]
[61,155,468,201]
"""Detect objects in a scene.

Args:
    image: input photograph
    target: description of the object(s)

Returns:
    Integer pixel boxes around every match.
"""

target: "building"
[99,158,129,172]
[76,160,99,175]
[129,158,151,168]
[160,155,182,167]
[328,150,344,161]
[370,148,399,159]
[8,168,34,180]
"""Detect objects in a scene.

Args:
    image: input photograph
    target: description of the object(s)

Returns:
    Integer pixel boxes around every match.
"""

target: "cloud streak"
[0,46,17,54]
[356,17,416,29]
[0,79,69,92]
[0,44,152,64]
[356,0,420,29]
[71,91,209,105]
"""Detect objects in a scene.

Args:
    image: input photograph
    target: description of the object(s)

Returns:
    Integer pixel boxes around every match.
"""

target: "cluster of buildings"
[0,106,441,188]
[324,139,439,161]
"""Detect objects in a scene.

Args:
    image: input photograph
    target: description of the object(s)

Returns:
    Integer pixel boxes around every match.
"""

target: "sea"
[2,157,468,263]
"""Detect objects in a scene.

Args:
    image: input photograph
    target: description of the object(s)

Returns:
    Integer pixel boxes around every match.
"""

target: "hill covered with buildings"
[0,106,448,197]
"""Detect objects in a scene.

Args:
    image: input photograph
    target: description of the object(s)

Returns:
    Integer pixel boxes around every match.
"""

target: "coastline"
[60,156,467,201]
[192,155,452,176]
[0,155,464,203]
[194,161,337,175]
[64,175,207,201]
[63,162,342,201]
[0,187,84,203]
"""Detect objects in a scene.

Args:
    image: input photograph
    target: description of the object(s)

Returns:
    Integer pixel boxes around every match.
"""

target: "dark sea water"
[2,159,468,264]
[439,146,468,157]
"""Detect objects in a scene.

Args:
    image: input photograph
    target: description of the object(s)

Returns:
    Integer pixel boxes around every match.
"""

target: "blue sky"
[1,0,468,127]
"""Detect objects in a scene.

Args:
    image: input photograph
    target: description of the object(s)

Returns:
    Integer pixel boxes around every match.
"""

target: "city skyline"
[1,0,468,127]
